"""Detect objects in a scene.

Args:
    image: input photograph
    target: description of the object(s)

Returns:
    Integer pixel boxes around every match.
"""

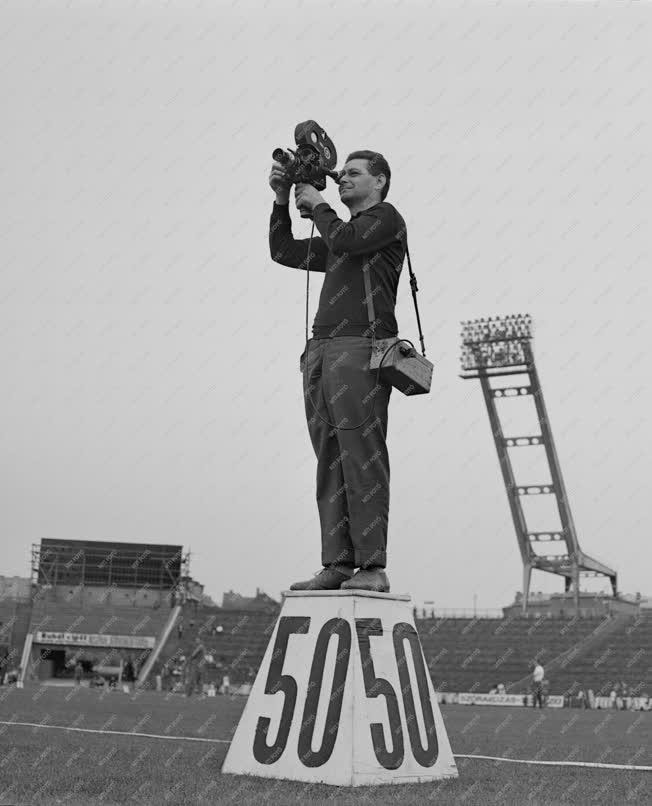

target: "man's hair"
[345,150,391,201]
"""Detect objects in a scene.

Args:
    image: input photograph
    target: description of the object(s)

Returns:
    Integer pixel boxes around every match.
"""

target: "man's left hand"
[294,183,326,212]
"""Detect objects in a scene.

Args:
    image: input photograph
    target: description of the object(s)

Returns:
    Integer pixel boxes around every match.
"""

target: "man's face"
[338,159,384,206]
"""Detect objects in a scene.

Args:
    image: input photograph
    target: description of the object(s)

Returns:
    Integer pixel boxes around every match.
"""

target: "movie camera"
[272,120,341,218]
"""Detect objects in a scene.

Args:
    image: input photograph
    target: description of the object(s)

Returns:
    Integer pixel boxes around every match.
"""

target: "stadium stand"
[4,540,651,699]
[0,597,32,680]
[10,539,185,684]
[154,602,652,698]
[420,614,604,693]
[28,593,171,638]
[155,605,278,687]
[548,610,652,696]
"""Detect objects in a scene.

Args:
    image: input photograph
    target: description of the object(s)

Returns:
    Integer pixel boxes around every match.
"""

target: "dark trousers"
[301,336,392,569]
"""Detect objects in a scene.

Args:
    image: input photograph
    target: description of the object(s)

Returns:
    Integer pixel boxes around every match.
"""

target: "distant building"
[179,575,204,602]
[503,591,640,618]
[222,588,279,611]
[0,576,31,601]
[200,593,220,607]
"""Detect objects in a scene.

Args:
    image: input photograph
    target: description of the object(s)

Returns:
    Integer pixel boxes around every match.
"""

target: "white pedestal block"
[222,590,458,786]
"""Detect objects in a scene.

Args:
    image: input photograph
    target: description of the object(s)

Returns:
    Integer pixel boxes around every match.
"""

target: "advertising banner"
[34,631,155,649]
[456,692,564,708]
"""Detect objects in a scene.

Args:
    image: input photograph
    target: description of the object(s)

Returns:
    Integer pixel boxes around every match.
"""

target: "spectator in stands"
[531,662,545,708]
[122,657,136,691]
[489,684,498,694]
[497,683,506,695]
[5,667,19,685]
[171,661,184,692]
[90,671,105,688]
[240,666,255,695]
[160,662,170,692]
[184,636,205,697]
[622,681,632,711]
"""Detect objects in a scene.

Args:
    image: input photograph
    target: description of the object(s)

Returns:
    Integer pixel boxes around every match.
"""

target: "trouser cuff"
[322,549,356,567]
[355,549,387,569]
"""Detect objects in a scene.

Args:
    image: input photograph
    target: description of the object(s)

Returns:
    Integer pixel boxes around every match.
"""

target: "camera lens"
[272,148,290,165]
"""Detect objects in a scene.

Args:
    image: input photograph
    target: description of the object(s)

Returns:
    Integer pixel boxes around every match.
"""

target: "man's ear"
[376,173,387,194]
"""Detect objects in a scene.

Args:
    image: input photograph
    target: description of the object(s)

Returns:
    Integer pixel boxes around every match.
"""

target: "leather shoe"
[289,565,354,591]
[340,568,390,592]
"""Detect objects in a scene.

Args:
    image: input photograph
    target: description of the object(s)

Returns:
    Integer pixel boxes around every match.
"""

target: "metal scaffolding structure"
[460,313,618,614]
[31,538,186,591]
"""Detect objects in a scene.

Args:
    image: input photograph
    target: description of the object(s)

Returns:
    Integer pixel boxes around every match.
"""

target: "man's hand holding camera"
[269,159,326,214]
[293,183,325,213]
[269,161,291,203]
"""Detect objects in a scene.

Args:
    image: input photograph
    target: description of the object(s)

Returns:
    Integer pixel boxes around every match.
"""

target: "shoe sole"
[289,584,350,591]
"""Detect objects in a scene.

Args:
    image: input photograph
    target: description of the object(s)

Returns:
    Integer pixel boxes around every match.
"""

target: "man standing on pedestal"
[268,150,407,593]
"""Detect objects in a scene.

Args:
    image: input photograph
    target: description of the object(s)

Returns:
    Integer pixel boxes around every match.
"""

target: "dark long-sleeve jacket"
[269,199,407,338]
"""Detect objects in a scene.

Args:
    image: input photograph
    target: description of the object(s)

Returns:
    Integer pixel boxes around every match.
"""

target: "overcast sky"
[1,0,650,611]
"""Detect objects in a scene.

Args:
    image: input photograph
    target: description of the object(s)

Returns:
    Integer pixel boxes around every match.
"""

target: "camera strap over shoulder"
[363,242,427,357]
[363,241,434,394]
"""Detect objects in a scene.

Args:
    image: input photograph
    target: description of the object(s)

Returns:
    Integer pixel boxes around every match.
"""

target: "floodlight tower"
[459,314,618,614]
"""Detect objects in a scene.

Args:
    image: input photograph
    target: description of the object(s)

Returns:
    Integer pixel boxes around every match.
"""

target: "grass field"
[0,685,650,805]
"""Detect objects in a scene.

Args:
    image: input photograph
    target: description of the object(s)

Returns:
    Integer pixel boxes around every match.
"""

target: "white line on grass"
[0,720,230,744]
[455,753,652,772]
[2,722,651,771]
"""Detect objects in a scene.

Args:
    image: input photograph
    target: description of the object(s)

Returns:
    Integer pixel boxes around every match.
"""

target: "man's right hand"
[269,160,291,203]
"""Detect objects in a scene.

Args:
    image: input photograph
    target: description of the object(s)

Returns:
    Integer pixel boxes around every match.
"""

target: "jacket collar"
[351,201,384,219]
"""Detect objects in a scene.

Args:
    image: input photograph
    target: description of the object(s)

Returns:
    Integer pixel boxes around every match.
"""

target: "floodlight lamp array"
[460,314,533,374]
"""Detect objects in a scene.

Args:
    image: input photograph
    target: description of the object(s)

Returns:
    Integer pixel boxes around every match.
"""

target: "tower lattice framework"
[460,314,617,614]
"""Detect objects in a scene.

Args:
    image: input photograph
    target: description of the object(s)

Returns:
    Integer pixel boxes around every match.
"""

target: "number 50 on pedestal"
[222,590,458,787]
